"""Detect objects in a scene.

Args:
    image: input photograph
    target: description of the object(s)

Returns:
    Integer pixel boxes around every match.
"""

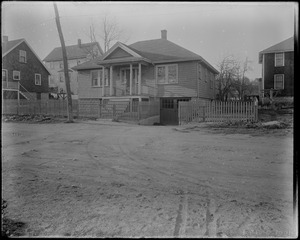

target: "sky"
[1,1,297,80]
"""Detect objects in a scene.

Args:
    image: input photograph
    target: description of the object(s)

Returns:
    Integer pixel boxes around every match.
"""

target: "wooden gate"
[160,98,190,125]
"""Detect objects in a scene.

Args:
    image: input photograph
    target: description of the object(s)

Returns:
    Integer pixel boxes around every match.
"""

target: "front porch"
[94,57,157,100]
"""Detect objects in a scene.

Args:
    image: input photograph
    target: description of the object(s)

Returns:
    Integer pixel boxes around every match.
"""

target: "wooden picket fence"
[2,99,79,117]
[178,100,258,125]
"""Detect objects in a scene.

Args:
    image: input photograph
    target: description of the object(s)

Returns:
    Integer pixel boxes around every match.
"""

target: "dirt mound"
[2,115,61,124]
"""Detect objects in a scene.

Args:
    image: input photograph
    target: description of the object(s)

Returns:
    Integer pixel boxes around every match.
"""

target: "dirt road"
[1,120,295,237]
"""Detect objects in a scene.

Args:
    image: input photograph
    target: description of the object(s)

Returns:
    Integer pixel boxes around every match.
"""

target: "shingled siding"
[197,62,215,100]
[2,41,49,93]
[264,52,294,96]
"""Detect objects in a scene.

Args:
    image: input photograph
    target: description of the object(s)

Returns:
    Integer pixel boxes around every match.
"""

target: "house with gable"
[2,36,51,100]
[259,36,294,97]
[73,30,218,124]
[43,39,103,98]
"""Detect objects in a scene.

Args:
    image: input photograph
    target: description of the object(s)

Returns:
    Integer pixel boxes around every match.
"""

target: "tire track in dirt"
[204,197,217,237]
[173,190,188,237]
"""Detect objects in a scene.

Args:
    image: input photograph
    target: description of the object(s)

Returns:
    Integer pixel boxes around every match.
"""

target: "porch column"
[110,66,113,96]
[102,66,105,97]
[129,64,133,95]
[138,63,142,95]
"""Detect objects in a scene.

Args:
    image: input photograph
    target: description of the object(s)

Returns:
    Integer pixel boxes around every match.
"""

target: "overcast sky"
[2,1,296,80]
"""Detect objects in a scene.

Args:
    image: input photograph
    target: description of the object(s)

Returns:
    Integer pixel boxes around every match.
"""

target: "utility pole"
[53,2,73,122]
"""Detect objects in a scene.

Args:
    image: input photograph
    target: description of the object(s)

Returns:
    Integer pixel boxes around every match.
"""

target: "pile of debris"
[2,114,57,123]
[207,120,291,129]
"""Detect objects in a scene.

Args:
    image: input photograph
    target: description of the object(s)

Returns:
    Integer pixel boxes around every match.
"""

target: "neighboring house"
[73,30,218,124]
[259,36,294,97]
[2,36,51,100]
[43,39,103,97]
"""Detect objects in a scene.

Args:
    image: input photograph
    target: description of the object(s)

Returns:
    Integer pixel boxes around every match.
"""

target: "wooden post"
[130,64,133,95]
[102,66,105,97]
[110,66,113,96]
[53,2,73,122]
[178,102,180,125]
[138,63,142,95]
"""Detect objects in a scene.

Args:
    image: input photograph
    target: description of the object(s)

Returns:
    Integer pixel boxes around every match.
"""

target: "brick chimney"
[161,30,167,40]
[3,35,8,44]
[78,39,81,47]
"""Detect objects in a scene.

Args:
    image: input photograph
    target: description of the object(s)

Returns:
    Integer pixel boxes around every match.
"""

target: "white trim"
[275,52,284,67]
[274,74,284,90]
[91,69,101,87]
[13,70,20,81]
[102,42,142,60]
[35,73,42,85]
[156,64,178,84]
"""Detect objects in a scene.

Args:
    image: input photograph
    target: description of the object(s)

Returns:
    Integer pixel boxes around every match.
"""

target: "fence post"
[178,102,181,125]
[137,102,140,121]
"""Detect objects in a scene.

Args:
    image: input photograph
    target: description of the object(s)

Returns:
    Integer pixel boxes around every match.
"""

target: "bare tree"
[87,14,129,53]
[235,57,253,100]
[215,55,239,101]
[216,56,253,101]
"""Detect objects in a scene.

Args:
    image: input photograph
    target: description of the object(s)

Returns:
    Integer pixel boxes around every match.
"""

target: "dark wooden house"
[2,36,51,100]
[259,36,294,97]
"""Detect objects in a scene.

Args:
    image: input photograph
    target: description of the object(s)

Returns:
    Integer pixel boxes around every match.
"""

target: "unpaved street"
[1,120,295,237]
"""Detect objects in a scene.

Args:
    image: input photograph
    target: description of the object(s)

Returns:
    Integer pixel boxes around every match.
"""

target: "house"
[2,36,51,100]
[259,36,294,97]
[43,39,103,98]
[73,30,218,124]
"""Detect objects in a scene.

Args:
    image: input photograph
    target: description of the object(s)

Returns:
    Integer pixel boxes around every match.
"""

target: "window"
[274,74,284,89]
[2,69,8,82]
[19,50,26,63]
[91,70,100,87]
[275,53,284,67]
[49,76,55,85]
[156,64,178,84]
[59,73,64,82]
[35,74,41,85]
[59,61,63,68]
[13,71,20,80]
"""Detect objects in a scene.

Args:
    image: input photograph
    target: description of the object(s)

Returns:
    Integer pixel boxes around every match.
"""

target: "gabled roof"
[2,38,24,56]
[73,37,219,74]
[2,38,51,75]
[259,36,294,63]
[43,42,103,62]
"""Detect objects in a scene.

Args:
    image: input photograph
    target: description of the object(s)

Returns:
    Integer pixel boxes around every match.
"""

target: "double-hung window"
[35,74,41,85]
[19,50,27,63]
[275,53,284,67]
[274,74,284,90]
[13,71,20,80]
[91,69,109,87]
[156,64,178,84]
[91,70,101,87]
